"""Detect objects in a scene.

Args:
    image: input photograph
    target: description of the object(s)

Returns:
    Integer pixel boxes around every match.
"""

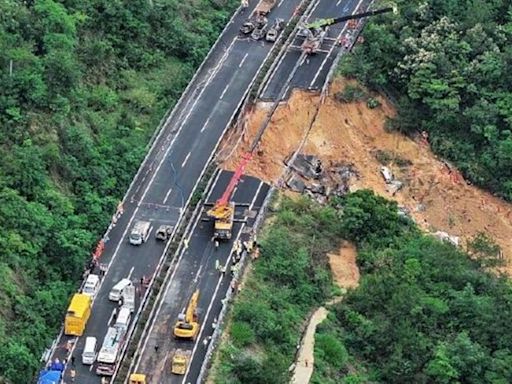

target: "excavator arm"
[305,5,397,30]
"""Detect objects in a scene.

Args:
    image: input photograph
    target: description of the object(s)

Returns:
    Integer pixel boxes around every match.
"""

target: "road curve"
[45,1,298,383]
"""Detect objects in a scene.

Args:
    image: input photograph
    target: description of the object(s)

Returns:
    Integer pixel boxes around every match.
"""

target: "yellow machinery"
[173,290,200,340]
[207,152,252,240]
[129,373,146,384]
[171,349,192,375]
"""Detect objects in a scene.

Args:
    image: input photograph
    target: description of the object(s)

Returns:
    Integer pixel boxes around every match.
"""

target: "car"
[265,18,284,42]
[240,21,255,34]
[155,224,174,241]
[251,26,266,40]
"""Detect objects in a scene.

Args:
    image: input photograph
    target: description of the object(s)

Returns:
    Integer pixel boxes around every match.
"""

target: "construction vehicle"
[255,0,277,16]
[173,290,200,340]
[171,349,192,375]
[299,5,397,54]
[206,152,252,240]
[266,18,285,42]
[96,326,126,376]
[129,374,147,384]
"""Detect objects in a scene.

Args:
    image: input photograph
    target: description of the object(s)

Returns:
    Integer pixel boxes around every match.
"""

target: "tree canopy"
[340,0,512,200]
[0,0,236,381]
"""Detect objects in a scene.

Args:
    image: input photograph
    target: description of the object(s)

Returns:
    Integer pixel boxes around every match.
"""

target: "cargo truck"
[255,0,277,15]
[64,293,92,336]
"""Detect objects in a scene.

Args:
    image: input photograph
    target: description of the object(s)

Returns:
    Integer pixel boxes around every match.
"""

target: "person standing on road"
[71,355,75,366]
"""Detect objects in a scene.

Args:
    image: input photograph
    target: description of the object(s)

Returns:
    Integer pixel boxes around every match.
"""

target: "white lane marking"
[182,181,264,383]
[201,116,211,133]
[128,266,135,280]
[278,0,285,6]
[133,171,223,371]
[309,0,364,88]
[163,187,173,204]
[239,53,249,67]
[181,152,191,168]
[193,264,204,284]
[108,308,117,324]
[131,27,277,377]
[146,226,154,242]
[336,0,342,6]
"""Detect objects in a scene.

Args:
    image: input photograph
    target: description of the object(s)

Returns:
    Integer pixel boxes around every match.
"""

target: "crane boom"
[305,6,396,30]
[185,290,199,323]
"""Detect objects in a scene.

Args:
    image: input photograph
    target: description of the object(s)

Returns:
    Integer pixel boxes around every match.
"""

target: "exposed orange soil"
[328,241,360,289]
[220,78,512,273]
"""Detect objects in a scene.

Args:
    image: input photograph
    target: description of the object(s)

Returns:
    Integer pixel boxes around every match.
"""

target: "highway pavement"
[131,171,268,383]
[44,0,302,383]
[261,0,373,100]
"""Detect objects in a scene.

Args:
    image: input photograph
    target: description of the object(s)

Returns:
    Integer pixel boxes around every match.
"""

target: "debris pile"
[285,154,359,203]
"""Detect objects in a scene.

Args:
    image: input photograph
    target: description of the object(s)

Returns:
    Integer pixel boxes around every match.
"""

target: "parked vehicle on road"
[129,220,151,245]
[155,224,173,240]
[82,336,98,365]
[109,278,133,302]
[171,349,191,375]
[64,293,92,336]
[266,18,284,42]
[82,273,100,298]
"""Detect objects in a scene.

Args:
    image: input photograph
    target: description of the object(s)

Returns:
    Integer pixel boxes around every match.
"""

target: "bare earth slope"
[220,78,512,273]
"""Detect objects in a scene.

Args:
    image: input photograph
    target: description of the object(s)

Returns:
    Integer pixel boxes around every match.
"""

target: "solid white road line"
[181,152,191,168]
[309,0,364,87]
[336,0,342,6]
[182,181,264,383]
[239,53,249,67]
[163,187,173,204]
[128,266,135,280]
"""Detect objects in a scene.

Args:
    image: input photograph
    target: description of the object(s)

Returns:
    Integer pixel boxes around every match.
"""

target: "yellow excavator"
[173,290,200,340]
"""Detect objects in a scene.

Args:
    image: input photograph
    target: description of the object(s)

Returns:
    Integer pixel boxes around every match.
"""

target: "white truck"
[96,327,126,376]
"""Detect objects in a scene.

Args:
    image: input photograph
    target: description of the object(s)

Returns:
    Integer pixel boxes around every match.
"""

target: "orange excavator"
[173,290,200,340]
[207,152,253,240]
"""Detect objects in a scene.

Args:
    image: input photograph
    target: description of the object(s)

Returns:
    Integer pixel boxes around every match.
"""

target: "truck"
[129,220,151,245]
[64,293,92,336]
[121,284,135,313]
[255,0,277,15]
[171,349,192,375]
[96,326,125,376]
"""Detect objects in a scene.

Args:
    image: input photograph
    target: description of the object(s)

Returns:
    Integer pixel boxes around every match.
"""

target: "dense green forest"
[212,196,343,383]
[312,191,512,383]
[0,0,236,381]
[213,191,512,383]
[340,0,512,199]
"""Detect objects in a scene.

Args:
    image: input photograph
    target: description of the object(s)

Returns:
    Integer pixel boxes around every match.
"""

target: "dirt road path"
[290,307,328,384]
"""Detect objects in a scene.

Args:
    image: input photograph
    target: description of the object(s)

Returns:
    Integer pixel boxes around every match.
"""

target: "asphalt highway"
[131,171,269,383]
[44,0,302,383]
[261,0,373,100]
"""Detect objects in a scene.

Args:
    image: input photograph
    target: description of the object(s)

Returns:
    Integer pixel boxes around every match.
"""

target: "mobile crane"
[206,152,252,240]
[173,290,200,340]
[299,4,397,54]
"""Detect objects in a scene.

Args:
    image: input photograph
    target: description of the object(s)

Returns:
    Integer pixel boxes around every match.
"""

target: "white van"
[82,336,97,365]
[109,278,133,302]
[129,220,151,245]
[82,274,100,298]
[115,307,132,331]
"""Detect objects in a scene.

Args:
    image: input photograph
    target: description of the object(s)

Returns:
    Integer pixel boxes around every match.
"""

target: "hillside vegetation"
[0,0,236,382]
[340,0,512,199]
[211,190,512,383]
